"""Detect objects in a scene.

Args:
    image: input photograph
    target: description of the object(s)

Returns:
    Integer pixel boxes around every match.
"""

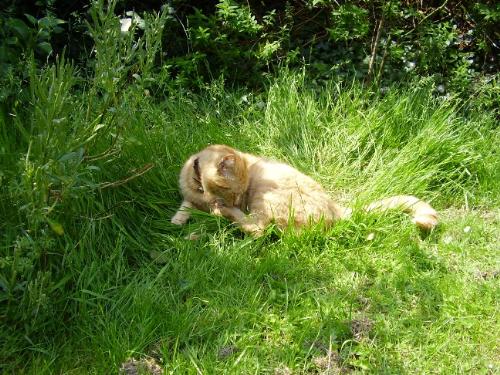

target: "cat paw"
[243,224,264,237]
[217,205,234,218]
[171,212,189,225]
[210,198,226,216]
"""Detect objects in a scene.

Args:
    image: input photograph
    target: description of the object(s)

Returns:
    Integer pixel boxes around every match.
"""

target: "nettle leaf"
[52,26,64,34]
[37,29,50,41]
[9,18,31,40]
[36,42,52,55]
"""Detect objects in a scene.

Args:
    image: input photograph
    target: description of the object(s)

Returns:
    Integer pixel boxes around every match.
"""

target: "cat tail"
[363,195,438,230]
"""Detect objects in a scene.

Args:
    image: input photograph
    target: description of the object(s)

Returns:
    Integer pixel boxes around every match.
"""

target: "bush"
[2,0,498,97]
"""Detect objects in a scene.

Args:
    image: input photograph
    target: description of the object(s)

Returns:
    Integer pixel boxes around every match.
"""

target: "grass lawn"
[1,68,498,373]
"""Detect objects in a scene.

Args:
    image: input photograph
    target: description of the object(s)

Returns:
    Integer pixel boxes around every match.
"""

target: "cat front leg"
[171,200,194,225]
[218,205,265,237]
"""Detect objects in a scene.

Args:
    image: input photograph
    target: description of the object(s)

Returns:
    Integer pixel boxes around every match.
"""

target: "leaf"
[47,218,64,236]
[59,148,84,162]
[9,19,31,40]
[6,37,19,46]
[37,29,50,41]
[36,41,52,55]
[38,17,56,29]
[24,14,37,25]
[93,123,106,132]
[59,151,79,162]
[52,26,65,34]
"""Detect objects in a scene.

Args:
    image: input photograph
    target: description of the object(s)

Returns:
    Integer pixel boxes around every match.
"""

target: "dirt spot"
[479,211,498,222]
[120,357,162,375]
[312,349,348,374]
[184,232,200,241]
[304,340,351,374]
[350,317,374,341]
[356,296,371,309]
[217,345,239,360]
[274,365,293,375]
[475,270,499,280]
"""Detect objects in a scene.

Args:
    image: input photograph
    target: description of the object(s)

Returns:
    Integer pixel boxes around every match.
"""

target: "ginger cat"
[171,145,438,236]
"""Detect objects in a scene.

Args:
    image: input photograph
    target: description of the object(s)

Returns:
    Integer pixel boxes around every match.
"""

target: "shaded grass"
[0,68,498,374]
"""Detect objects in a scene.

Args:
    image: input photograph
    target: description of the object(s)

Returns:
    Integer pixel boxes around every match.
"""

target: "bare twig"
[403,0,450,37]
[365,18,383,85]
[376,33,390,84]
[99,163,155,189]
[85,148,121,162]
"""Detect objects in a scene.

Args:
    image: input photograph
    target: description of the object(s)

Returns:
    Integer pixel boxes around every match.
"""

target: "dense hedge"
[1,0,499,96]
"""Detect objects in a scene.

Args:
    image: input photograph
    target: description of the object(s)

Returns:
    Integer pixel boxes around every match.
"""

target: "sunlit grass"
[1,67,498,374]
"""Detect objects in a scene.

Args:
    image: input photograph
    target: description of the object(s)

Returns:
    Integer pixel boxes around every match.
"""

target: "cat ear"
[218,154,236,179]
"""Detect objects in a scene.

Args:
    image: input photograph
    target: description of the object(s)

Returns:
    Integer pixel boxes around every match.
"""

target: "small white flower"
[443,235,453,244]
[126,11,145,29]
[366,233,375,241]
[406,61,416,70]
[437,84,445,94]
[380,86,389,94]
[463,226,472,233]
[120,18,132,33]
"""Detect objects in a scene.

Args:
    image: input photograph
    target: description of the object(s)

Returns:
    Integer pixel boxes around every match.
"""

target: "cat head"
[195,145,248,207]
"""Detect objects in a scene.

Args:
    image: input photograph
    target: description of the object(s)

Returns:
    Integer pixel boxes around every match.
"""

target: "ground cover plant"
[1,1,499,374]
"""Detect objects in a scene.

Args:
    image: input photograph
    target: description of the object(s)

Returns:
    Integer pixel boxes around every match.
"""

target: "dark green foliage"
[1,0,499,97]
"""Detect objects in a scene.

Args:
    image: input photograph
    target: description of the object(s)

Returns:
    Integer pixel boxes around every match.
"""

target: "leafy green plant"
[3,1,498,96]
[0,13,65,62]
[328,4,369,41]
[0,11,66,104]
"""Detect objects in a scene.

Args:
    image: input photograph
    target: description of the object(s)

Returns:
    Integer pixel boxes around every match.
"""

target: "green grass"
[1,64,499,374]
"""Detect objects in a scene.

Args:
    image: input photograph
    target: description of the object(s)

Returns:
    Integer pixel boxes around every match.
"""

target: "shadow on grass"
[63,212,447,374]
